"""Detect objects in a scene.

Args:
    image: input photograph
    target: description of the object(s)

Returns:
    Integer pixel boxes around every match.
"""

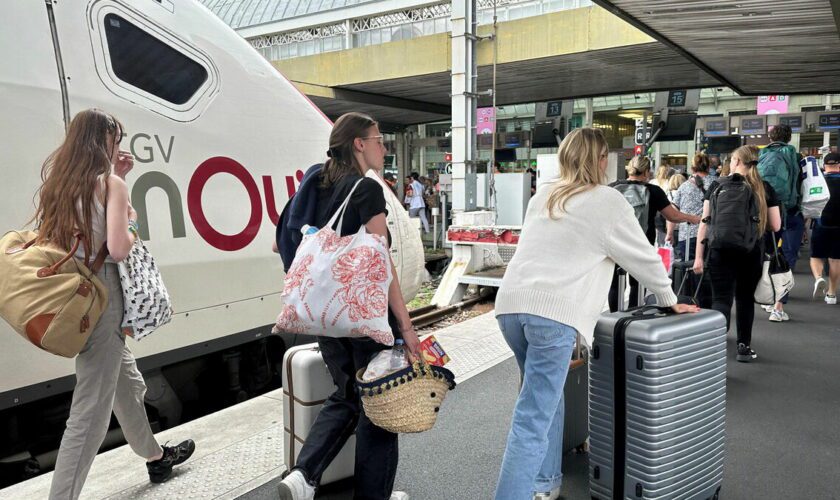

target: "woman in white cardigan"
[493,128,698,500]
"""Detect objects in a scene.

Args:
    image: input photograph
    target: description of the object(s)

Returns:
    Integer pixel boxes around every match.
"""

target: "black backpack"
[707,174,760,252]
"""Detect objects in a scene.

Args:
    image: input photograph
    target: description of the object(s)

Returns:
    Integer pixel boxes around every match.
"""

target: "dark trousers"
[776,211,805,304]
[294,337,398,500]
[707,246,763,346]
[609,266,640,312]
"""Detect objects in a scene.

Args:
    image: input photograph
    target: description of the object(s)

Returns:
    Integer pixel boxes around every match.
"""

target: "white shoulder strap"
[324,178,366,237]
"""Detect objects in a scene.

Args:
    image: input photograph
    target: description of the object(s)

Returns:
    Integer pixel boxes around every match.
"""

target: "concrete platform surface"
[0,312,511,499]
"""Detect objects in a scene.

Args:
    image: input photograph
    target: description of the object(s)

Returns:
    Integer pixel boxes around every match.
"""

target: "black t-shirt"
[316,175,387,237]
[821,173,840,227]
[315,174,401,338]
[609,180,671,244]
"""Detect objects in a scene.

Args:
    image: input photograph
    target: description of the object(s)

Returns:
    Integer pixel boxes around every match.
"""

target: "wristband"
[128,219,140,236]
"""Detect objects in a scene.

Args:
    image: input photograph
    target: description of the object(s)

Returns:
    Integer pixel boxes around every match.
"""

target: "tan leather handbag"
[0,230,109,357]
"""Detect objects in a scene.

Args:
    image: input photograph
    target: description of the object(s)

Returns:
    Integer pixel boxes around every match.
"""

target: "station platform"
[3,258,839,499]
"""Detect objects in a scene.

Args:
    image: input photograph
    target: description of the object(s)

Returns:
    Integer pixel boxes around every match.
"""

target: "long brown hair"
[31,109,122,251]
[546,128,609,218]
[321,112,378,187]
[732,145,768,231]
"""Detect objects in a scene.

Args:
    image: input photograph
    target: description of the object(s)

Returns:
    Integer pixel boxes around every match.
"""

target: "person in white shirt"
[492,127,698,500]
[406,172,429,233]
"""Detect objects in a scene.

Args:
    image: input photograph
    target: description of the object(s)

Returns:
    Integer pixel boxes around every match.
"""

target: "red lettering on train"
[188,157,263,251]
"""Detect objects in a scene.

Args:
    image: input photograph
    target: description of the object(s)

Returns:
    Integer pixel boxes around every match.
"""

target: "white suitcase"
[282,343,355,485]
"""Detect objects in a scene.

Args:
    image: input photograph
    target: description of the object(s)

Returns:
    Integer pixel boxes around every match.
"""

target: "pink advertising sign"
[477,107,496,135]
[757,95,789,115]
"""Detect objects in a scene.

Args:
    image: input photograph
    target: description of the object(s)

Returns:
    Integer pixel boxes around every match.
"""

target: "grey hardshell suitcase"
[589,306,727,500]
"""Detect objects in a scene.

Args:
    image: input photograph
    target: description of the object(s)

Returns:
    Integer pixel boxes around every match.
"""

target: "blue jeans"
[495,314,578,500]
[776,211,805,304]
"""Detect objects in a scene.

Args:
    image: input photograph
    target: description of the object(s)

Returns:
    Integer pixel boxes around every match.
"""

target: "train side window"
[103,13,208,105]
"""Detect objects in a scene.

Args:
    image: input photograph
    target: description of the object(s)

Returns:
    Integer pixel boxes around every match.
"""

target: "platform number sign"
[668,90,687,108]
[546,101,563,117]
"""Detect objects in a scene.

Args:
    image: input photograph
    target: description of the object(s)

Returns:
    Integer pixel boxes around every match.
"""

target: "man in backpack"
[608,156,700,311]
[757,124,804,321]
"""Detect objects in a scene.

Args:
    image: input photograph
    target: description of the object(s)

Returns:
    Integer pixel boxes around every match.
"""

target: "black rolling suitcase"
[564,335,589,453]
[589,306,727,500]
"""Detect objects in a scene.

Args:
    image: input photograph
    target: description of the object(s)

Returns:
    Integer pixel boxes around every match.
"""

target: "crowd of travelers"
[15,105,838,500]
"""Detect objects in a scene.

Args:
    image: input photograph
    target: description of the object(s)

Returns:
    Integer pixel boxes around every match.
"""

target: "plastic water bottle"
[301,224,318,236]
[389,339,408,371]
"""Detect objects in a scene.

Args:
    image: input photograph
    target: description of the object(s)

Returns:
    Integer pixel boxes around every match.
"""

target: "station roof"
[591,0,840,95]
[199,0,371,29]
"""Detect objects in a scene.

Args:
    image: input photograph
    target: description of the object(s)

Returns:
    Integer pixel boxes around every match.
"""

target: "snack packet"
[420,335,450,366]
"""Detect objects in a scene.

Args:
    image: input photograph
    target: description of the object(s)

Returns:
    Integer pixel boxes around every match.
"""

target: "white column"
[344,19,353,49]
[451,0,477,212]
[585,98,594,127]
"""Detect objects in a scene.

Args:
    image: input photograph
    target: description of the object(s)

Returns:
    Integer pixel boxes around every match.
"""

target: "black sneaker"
[147,439,196,483]
[736,343,756,363]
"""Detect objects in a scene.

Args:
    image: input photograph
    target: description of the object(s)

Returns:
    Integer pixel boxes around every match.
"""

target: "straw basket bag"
[356,360,456,434]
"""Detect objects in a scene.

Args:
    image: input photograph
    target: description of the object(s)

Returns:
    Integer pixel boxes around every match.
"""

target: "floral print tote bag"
[272,180,394,345]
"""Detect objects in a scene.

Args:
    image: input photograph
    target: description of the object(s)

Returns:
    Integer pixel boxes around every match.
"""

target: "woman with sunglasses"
[31,109,194,500]
[277,112,417,500]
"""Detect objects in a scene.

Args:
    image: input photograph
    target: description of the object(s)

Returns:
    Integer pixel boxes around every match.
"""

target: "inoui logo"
[128,133,304,251]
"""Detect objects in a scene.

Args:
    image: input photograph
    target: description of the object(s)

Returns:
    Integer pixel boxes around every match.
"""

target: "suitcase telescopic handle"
[630,305,673,316]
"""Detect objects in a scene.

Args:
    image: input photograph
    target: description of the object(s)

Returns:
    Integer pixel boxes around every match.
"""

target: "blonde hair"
[668,173,686,191]
[546,128,609,218]
[655,164,673,185]
[625,155,651,177]
[732,145,768,231]
[720,159,731,177]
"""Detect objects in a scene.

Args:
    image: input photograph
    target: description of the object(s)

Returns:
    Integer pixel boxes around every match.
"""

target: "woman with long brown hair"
[277,112,417,500]
[35,109,194,499]
[694,145,782,362]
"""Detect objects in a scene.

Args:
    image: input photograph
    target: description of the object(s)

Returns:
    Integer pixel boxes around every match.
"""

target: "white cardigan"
[495,184,678,347]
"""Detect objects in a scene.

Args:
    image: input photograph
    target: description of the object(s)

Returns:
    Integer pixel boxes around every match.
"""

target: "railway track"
[408,289,495,329]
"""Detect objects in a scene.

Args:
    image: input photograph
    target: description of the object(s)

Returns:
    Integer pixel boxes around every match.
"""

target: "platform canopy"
[591,0,840,95]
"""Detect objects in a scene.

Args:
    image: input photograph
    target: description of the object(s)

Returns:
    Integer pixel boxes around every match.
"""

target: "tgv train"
[0,0,424,482]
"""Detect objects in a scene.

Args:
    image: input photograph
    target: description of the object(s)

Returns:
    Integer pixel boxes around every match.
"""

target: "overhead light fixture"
[618,111,646,120]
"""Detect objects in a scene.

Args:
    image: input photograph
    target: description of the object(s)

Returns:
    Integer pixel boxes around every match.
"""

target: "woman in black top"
[278,113,418,500]
[694,145,782,363]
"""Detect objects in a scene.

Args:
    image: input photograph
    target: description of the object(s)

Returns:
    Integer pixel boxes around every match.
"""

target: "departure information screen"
[779,115,803,132]
[705,119,728,135]
[819,113,840,130]
[741,117,765,134]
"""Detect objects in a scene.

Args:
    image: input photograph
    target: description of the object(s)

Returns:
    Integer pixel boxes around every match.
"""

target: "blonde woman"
[493,128,697,500]
[694,145,782,362]
[608,156,700,311]
[665,173,687,245]
[652,163,674,190]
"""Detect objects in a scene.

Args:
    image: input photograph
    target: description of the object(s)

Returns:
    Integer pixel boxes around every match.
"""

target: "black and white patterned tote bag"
[117,239,173,340]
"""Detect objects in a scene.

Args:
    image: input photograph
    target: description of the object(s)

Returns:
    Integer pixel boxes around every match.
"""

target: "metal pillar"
[585,98,594,127]
[451,0,478,212]
[825,95,833,149]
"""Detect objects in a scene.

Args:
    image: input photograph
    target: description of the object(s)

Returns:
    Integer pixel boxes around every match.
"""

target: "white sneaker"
[534,487,561,500]
[769,310,790,322]
[390,492,410,500]
[826,294,837,305]
[278,470,315,500]
[813,277,828,299]
[761,304,774,313]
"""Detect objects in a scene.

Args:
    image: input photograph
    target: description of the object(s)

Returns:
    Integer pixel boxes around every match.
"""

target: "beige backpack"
[0,230,109,357]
